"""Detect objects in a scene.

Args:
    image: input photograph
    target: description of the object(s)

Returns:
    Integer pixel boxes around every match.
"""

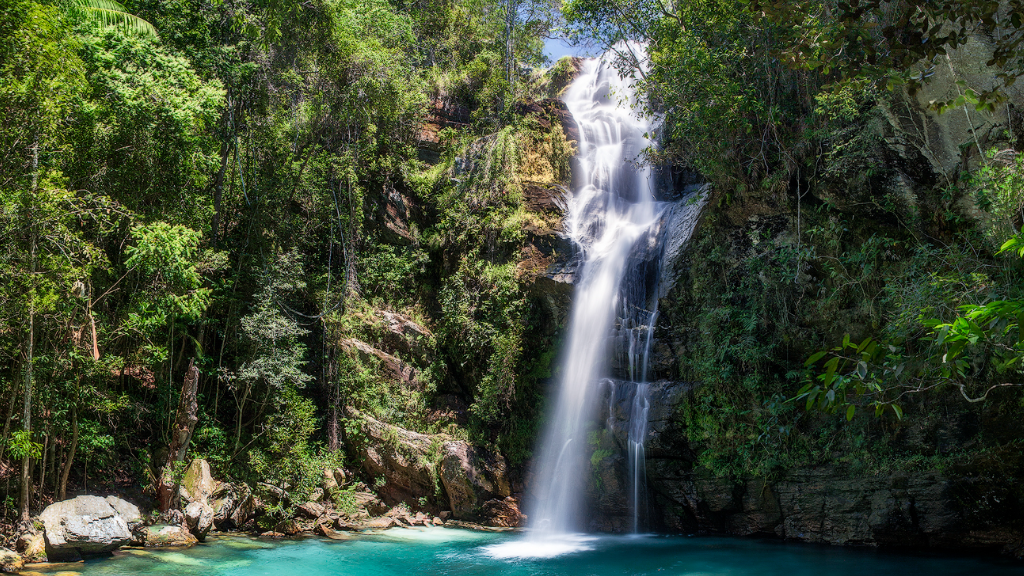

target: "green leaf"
[891,404,903,419]
[846,405,855,421]
[805,350,828,366]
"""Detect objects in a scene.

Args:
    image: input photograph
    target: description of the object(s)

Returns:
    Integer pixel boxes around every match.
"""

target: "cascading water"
[526,48,665,539]
[486,46,705,559]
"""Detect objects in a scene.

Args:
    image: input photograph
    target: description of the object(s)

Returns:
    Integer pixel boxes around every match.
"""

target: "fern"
[65,0,157,37]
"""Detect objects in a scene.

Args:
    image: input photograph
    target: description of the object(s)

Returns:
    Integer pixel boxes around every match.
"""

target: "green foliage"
[125,222,212,323]
[69,26,224,226]
[248,385,342,505]
[65,0,158,37]
[747,0,1024,111]
[360,243,429,307]
[973,150,1024,249]
[8,430,43,461]
[0,0,567,505]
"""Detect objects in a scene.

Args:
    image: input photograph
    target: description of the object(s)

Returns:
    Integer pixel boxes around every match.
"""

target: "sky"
[543,36,596,63]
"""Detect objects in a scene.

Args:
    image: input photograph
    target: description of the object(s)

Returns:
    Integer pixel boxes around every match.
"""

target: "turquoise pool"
[26,527,1024,576]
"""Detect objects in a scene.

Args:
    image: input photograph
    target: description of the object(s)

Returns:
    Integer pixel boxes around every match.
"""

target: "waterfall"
[528,47,664,538]
[485,46,705,560]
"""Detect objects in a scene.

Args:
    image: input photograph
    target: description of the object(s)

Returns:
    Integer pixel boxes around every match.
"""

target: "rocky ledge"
[583,380,1024,557]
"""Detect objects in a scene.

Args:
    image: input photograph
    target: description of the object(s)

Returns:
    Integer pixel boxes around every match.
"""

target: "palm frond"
[67,0,158,37]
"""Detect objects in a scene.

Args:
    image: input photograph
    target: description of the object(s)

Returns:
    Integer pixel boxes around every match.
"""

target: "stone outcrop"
[584,379,1024,555]
[38,495,136,560]
[211,482,257,530]
[0,548,23,573]
[104,495,146,545]
[439,441,511,519]
[342,339,423,391]
[15,532,46,563]
[184,501,214,541]
[377,311,433,363]
[143,524,199,548]
[181,458,219,506]
[355,411,438,506]
[481,497,526,527]
[352,409,513,520]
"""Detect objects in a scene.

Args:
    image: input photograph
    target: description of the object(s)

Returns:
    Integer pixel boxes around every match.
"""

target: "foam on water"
[481,533,597,559]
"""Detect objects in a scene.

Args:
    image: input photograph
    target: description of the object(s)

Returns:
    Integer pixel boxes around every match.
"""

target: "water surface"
[29,528,1024,576]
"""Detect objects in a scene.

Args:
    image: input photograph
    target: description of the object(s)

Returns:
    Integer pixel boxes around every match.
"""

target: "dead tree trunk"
[157,360,199,512]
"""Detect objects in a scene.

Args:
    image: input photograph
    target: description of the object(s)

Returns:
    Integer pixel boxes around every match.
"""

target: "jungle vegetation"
[3,0,1024,533]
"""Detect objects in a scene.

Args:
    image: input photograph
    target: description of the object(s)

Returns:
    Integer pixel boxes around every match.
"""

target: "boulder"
[323,468,340,498]
[181,459,218,505]
[361,517,396,530]
[39,495,133,560]
[351,491,387,517]
[232,491,260,528]
[279,520,301,535]
[16,532,46,563]
[104,496,146,546]
[481,497,527,528]
[438,441,511,519]
[143,524,198,548]
[184,501,214,541]
[0,548,24,573]
[296,502,325,519]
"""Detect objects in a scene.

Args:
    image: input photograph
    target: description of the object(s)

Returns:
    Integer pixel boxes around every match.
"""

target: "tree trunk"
[212,104,232,245]
[20,230,36,524]
[58,405,78,501]
[87,296,100,361]
[37,419,48,497]
[326,340,339,451]
[0,376,20,463]
[157,360,200,512]
[345,178,360,299]
[501,0,518,113]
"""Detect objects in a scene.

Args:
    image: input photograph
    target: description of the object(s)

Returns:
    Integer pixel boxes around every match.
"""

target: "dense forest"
[3,0,1024,554]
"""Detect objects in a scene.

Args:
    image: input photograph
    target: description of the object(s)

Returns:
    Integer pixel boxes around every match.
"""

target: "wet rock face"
[647,465,1024,555]
[584,382,1024,555]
